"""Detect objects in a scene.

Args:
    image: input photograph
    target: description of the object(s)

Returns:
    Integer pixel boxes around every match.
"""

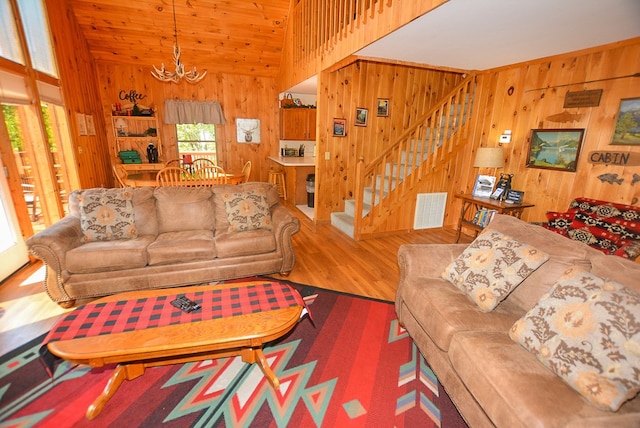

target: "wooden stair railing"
[291,0,396,67]
[353,74,478,239]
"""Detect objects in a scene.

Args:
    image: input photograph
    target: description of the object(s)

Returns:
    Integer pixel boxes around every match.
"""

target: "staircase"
[331,75,477,239]
[330,146,429,237]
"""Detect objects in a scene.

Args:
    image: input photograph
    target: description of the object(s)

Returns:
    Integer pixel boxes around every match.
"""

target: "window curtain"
[163,100,226,125]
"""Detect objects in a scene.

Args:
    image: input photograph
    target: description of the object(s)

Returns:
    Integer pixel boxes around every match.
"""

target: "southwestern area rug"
[0,278,467,427]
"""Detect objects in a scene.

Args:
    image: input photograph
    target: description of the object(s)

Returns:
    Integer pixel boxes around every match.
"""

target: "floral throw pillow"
[79,188,137,242]
[509,269,640,411]
[441,230,549,312]
[221,190,272,232]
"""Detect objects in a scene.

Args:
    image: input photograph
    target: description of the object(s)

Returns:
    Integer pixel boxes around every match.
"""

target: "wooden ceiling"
[66,0,291,77]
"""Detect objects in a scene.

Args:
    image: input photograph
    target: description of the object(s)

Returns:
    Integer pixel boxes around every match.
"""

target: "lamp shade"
[473,147,504,168]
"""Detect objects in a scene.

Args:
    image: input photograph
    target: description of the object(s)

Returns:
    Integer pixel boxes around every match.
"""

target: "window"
[0,0,24,64]
[176,123,218,164]
[16,0,58,77]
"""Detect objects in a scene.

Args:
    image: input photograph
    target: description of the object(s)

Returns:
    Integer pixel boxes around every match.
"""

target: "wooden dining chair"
[156,166,192,186]
[164,158,182,167]
[192,158,217,171]
[112,164,129,187]
[193,165,228,186]
[241,160,252,183]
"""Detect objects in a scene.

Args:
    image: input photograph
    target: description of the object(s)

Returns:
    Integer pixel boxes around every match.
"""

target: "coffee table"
[41,280,306,419]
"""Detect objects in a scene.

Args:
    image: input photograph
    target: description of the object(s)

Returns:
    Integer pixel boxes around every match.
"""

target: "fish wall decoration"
[597,173,624,185]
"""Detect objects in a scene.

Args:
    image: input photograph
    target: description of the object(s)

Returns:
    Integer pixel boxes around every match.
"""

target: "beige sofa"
[395,214,640,427]
[27,183,300,307]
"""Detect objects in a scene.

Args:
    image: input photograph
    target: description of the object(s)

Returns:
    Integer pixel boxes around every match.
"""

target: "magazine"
[472,174,496,198]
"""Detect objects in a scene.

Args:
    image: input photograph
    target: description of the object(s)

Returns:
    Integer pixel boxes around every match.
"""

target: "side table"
[455,193,535,242]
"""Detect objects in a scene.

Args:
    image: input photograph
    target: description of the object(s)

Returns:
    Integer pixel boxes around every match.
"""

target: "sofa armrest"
[270,203,301,273]
[26,216,83,303]
[397,243,468,283]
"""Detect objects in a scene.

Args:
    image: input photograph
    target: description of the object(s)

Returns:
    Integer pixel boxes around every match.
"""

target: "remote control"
[170,295,201,313]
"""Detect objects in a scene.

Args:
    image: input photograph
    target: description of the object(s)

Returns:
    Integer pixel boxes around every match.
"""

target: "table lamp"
[473,147,504,170]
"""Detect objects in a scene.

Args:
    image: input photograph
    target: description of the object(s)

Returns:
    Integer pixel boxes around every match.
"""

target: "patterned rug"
[0,279,467,427]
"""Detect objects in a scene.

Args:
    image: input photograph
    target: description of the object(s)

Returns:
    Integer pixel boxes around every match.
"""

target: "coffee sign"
[588,151,640,166]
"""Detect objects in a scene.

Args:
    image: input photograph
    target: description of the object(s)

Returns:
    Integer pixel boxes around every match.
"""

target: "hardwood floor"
[0,206,472,352]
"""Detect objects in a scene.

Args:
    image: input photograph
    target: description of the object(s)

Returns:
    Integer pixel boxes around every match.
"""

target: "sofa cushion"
[485,214,594,260]
[147,230,216,265]
[508,260,591,311]
[66,236,155,274]
[130,186,158,236]
[510,269,640,411]
[221,189,272,232]
[448,331,640,427]
[154,187,215,233]
[395,276,522,352]
[78,188,137,242]
[215,229,276,258]
[441,230,549,312]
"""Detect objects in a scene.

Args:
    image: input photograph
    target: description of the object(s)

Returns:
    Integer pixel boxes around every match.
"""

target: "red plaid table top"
[42,281,305,346]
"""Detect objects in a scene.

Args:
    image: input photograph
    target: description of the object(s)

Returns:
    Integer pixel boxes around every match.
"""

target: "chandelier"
[151,0,206,84]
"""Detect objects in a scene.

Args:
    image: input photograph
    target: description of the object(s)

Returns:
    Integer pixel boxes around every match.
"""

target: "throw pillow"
[221,189,272,232]
[509,269,640,411]
[441,230,549,312]
[79,188,137,242]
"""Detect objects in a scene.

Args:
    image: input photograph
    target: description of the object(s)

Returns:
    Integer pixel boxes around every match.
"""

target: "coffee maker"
[146,143,159,163]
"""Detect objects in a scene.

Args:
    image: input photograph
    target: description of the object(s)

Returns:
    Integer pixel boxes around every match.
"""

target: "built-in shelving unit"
[111,115,163,172]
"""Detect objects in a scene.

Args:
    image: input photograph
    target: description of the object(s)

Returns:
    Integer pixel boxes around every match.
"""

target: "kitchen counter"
[268,156,315,207]
[268,156,315,167]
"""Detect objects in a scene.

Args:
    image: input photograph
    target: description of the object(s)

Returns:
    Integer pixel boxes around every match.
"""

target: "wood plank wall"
[46,0,110,190]
[95,64,279,182]
[314,60,465,222]
[463,38,640,225]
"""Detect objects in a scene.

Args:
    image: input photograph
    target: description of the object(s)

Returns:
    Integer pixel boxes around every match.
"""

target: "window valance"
[163,100,226,125]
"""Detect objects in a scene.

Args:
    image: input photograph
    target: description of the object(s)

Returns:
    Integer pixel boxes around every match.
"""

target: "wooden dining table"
[123,171,244,187]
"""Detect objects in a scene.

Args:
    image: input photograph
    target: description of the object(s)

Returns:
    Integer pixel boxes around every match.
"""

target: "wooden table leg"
[86,363,145,420]
[241,347,280,389]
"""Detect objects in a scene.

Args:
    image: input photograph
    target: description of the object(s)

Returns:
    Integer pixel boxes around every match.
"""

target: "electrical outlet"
[324,151,330,160]
[78,146,83,153]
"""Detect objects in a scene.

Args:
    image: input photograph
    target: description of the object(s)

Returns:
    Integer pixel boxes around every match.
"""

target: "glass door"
[0,155,28,281]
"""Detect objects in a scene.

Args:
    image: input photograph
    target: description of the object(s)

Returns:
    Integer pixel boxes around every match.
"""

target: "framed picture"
[355,108,368,127]
[526,128,585,172]
[236,118,261,143]
[472,174,496,198]
[505,190,525,204]
[76,113,87,136]
[85,114,96,136]
[610,98,640,146]
[377,99,389,117]
[333,118,346,137]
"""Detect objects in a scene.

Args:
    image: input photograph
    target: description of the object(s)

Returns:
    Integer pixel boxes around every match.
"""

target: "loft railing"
[353,74,477,238]
[291,0,393,66]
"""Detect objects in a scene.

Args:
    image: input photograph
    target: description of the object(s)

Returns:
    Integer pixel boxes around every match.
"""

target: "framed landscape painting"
[526,128,585,172]
[333,118,346,137]
[611,98,640,146]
